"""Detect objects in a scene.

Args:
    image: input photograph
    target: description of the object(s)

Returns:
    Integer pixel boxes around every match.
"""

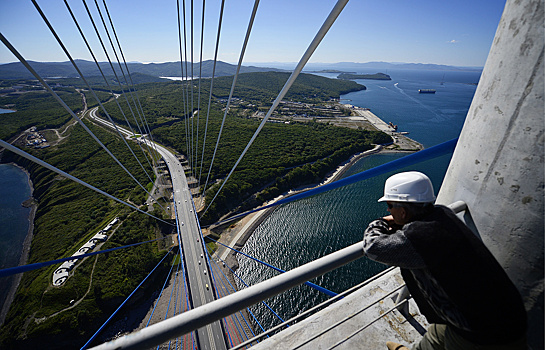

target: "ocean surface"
[235,68,481,329]
[0,163,31,311]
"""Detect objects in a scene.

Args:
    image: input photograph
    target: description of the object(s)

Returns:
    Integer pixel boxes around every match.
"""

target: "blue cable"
[81,246,174,350]
[205,261,235,346]
[207,242,272,331]
[208,256,258,339]
[219,254,284,328]
[171,259,181,350]
[208,236,337,297]
[216,277,247,344]
[207,138,458,228]
[178,232,191,348]
[161,255,181,350]
[209,260,249,343]
[173,202,185,349]
[0,237,167,278]
[172,201,183,350]
[195,204,241,346]
[212,254,278,333]
[146,248,178,327]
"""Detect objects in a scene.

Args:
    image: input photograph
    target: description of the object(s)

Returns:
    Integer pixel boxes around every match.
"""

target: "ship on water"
[418,89,436,93]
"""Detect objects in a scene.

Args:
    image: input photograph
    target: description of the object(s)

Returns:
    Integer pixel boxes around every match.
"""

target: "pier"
[344,105,423,151]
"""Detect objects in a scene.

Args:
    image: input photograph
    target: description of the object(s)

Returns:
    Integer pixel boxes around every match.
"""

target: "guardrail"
[91,201,466,350]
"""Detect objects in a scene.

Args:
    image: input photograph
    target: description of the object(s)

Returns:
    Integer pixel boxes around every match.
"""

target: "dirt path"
[34,254,100,324]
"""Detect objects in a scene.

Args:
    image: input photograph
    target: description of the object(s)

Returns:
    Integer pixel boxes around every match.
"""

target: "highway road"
[87,108,227,349]
[149,140,227,350]
[88,107,134,138]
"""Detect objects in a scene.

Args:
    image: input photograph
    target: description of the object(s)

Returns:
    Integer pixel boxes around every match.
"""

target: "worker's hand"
[382,215,395,224]
[381,215,402,232]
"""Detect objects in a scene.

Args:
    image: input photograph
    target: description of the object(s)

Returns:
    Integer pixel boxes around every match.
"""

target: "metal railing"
[91,201,466,350]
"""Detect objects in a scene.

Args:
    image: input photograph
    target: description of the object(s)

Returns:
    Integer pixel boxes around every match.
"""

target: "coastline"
[211,143,389,270]
[211,136,422,293]
[0,163,36,326]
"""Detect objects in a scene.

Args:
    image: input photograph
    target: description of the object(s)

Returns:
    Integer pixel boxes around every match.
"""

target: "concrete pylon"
[436,0,543,348]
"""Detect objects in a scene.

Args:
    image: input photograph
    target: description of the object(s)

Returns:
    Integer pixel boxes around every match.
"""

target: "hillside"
[0,60,284,80]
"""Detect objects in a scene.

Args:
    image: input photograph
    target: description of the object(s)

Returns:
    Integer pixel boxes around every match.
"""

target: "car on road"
[203,270,207,275]
[206,284,209,289]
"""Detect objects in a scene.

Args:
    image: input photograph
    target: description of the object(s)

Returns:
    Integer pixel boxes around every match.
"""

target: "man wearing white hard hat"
[363,171,527,350]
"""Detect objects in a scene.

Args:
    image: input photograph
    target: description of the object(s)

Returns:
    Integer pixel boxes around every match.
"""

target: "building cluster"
[25,127,49,149]
[274,100,345,118]
[0,83,44,96]
[52,217,119,287]
[216,97,256,109]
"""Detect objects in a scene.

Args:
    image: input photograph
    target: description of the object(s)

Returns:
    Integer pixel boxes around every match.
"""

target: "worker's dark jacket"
[363,205,527,345]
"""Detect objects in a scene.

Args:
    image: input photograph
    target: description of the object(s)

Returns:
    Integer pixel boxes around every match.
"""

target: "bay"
[236,68,480,329]
[0,164,31,311]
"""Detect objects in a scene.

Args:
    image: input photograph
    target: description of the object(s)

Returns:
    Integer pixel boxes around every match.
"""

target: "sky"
[0,0,507,67]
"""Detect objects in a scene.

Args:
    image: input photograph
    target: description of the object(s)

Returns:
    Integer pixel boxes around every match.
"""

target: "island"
[337,72,391,80]
[307,70,356,74]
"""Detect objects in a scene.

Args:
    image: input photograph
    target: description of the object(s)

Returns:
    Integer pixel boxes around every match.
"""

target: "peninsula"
[337,72,391,80]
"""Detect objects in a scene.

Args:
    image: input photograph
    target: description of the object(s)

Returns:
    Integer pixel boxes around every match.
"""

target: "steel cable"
[201,0,348,218]
[34,0,162,209]
[0,33,165,213]
[197,0,225,206]
[200,0,261,217]
[81,246,175,350]
[99,0,160,174]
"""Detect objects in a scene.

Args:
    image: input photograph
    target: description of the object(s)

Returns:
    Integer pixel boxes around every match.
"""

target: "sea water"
[0,163,32,311]
[236,68,481,329]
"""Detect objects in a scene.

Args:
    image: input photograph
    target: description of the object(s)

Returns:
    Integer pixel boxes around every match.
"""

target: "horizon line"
[0,59,484,69]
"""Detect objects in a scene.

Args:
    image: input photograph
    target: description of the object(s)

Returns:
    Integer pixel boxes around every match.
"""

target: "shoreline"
[0,162,36,326]
[211,143,404,271]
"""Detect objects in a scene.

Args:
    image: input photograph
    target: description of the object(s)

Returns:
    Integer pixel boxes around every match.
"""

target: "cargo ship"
[418,89,436,93]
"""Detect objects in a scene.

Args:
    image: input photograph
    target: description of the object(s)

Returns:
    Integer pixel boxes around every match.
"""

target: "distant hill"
[326,61,483,71]
[0,60,285,80]
[251,61,482,72]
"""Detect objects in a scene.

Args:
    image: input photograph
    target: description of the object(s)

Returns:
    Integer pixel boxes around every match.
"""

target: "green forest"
[0,71,390,348]
[0,87,173,348]
[96,72,388,222]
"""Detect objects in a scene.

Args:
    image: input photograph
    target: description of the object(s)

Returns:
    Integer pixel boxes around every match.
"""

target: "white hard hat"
[378,171,436,203]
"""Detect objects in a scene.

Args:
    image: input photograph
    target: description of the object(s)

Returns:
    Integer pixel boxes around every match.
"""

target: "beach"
[210,143,403,271]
